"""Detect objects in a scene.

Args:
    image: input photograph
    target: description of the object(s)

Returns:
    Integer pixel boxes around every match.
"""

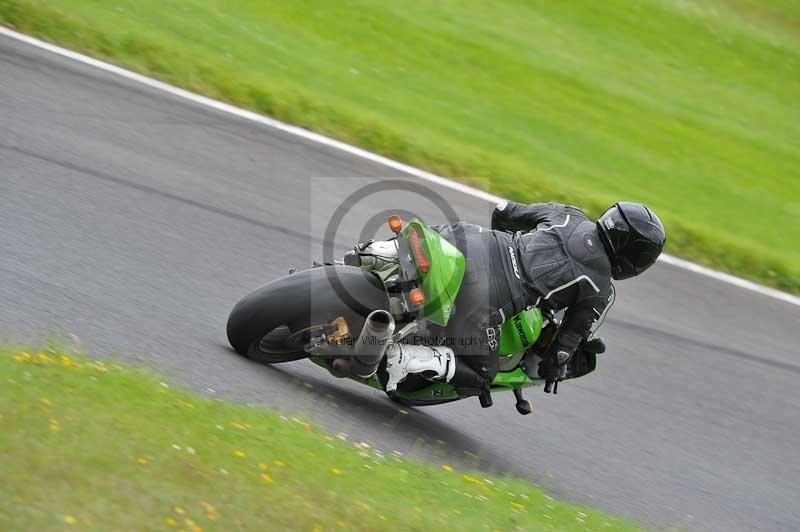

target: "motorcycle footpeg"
[478,390,493,408]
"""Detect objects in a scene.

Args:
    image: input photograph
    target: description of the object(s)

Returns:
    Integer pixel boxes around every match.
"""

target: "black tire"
[226,265,389,364]
[389,395,461,407]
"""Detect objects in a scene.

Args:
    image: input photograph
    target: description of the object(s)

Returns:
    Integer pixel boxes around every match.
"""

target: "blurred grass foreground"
[0,0,798,292]
[0,347,639,531]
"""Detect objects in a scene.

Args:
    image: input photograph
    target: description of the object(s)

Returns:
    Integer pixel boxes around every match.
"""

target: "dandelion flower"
[442,464,454,473]
[258,463,268,471]
[272,460,285,467]
[174,506,185,515]
[511,502,525,510]
[41,398,51,406]
[64,515,77,525]
[260,473,274,483]
[232,450,246,458]
[165,517,177,526]
[137,458,149,465]
[330,467,341,475]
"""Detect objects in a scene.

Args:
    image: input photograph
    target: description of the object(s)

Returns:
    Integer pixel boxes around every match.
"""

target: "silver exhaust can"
[350,309,396,378]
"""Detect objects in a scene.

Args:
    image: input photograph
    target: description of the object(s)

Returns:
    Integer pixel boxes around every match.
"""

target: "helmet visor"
[630,238,662,274]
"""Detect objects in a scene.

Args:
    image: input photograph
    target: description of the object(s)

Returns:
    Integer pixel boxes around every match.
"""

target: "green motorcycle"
[227,216,595,415]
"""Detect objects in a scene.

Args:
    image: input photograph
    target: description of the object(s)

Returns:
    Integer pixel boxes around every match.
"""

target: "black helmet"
[596,202,666,280]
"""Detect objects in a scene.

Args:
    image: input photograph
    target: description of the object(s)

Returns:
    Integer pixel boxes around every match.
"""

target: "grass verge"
[0,346,639,531]
[0,0,798,292]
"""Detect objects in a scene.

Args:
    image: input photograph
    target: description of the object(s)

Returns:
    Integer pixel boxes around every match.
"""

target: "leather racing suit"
[429,201,614,396]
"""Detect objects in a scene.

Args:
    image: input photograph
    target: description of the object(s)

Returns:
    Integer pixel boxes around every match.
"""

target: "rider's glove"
[539,349,570,393]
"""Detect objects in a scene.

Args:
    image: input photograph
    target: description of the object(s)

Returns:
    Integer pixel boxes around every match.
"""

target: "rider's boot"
[384,344,456,393]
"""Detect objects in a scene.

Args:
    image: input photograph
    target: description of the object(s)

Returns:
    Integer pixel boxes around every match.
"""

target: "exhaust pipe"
[350,310,396,378]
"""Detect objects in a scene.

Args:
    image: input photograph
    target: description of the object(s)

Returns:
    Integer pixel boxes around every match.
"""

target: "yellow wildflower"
[258,463,268,471]
[337,520,346,528]
[165,517,177,526]
[61,355,72,367]
[462,475,481,484]
[511,502,525,510]
[232,450,246,458]
[174,506,185,515]
[442,464,454,473]
[260,473,274,483]
[272,460,285,467]
[201,501,219,520]
[330,467,341,475]
[137,458,149,465]
[41,398,52,407]
[64,515,77,525]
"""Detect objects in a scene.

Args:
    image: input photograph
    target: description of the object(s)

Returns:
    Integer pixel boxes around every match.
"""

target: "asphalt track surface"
[1,34,799,532]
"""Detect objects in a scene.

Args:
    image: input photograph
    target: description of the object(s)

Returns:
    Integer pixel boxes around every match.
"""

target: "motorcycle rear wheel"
[226,265,389,364]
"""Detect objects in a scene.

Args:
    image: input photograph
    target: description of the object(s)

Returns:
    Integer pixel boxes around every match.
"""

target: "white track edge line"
[2,25,797,308]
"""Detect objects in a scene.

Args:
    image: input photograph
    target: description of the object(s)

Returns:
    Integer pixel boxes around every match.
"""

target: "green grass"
[1,0,798,292]
[0,346,639,531]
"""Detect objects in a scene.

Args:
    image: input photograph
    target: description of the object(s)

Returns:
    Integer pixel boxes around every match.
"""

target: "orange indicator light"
[388,215,402,233]
[410,287,425,306]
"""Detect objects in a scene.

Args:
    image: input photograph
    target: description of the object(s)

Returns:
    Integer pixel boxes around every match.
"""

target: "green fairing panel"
[499,307,544,356]
[491,368,536,388]
[312,356,540,402]
[402,220,465,326]
[388,369,539,402]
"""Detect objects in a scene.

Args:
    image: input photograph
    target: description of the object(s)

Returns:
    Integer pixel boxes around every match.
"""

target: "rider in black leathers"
[383,201,666,405]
